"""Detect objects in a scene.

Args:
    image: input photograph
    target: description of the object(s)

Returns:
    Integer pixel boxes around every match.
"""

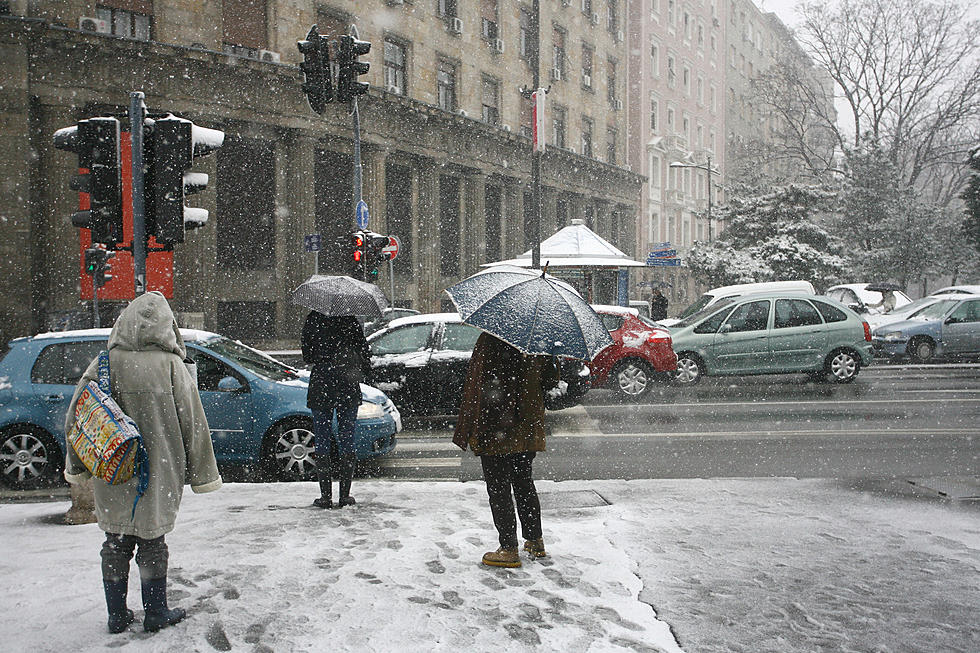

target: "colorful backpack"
[67,351,149,518]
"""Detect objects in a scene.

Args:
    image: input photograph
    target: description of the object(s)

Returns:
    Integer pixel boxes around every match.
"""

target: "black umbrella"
[290,275,389,318]
[864,282,903,292]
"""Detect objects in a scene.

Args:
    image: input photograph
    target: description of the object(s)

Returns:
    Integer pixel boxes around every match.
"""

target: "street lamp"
[669,155,719,241]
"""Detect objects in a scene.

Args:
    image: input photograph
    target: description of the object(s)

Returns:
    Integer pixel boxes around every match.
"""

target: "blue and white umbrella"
[445,265,613,361]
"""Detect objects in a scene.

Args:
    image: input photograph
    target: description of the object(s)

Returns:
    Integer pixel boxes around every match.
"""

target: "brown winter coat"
[453,332,560,456]
[64,292,221,539]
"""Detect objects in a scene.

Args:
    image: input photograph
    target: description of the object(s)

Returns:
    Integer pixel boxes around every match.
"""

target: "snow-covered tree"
[965,147,980,254]
[687,185,850,290]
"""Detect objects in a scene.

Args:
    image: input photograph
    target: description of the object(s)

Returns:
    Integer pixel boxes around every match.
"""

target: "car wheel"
[612,359,654,400]
[908,337,936,363]
[826,349,860,384]
[261,419,317,482]
[0,425,63,490]
[673,353,704,386]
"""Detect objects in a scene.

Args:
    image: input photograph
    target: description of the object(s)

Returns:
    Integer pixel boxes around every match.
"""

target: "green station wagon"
[668,293,874,385]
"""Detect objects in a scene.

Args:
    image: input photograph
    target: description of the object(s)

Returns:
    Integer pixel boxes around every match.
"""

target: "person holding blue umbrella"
[447,265,612,567]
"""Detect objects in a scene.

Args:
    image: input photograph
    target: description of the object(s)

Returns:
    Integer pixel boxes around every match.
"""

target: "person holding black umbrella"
[302,311,372,508]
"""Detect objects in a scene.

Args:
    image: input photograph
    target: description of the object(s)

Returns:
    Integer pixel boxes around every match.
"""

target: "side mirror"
[217,376,244,392]
[846,303,863,313]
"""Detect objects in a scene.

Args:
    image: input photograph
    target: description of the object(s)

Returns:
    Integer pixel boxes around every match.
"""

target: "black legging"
[480,452,542,549]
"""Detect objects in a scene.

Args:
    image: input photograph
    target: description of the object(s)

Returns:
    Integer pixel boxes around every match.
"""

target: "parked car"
[589,305,677,399]
[361,307,421,337]
[0,328,400,489]
[864,294,952,331]
[824,284,913,317]
[366,313,592,416]
[871,296,980,363]
[660,280,816,327]
[928,285,980,296]
[668,293,873,386]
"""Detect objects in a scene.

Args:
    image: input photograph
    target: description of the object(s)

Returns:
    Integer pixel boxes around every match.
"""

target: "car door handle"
[44,394,66,403]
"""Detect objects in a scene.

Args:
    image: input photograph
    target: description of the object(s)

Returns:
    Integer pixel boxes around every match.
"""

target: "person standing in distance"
[302,311,372,508]
[64,291,222,634]
[650,288,669,321]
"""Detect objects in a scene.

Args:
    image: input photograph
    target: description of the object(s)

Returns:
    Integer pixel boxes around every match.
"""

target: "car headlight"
[878,331,906,342]
[357,401,385,419]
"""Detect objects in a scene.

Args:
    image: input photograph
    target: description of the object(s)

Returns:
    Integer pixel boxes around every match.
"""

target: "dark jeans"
[101,533,168,582]
[480,452,542,549]
[312,398,358,462]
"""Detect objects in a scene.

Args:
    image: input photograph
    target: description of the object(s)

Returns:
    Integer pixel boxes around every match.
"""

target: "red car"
[589,305,677,399]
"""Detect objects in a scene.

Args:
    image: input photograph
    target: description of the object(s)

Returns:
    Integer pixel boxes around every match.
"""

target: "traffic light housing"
[364,232,390,280]
[337,35,371,103]
[144,115,224,245]
[83,246,115,288]
[297,25,333,114]
[350,230,366,280]
[53,117,123,246]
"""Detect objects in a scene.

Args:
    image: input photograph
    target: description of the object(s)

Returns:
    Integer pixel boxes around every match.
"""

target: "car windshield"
[195,335,298,382]
[673,297,738,329]
[676,294,716,319]
[908,299,957,320]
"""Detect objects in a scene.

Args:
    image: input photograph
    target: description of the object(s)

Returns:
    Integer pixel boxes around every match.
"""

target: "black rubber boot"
[103,579,135,633]
[141,577,186,633]
[313,463,333,509]
[337,453,356,507]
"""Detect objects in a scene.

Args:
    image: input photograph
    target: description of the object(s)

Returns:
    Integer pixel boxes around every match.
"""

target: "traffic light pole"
[129,92,147,297]
[91,274,99,328]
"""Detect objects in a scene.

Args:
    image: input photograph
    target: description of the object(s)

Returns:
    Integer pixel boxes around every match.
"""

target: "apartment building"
[0,0,640,348]
[627,0,726,305]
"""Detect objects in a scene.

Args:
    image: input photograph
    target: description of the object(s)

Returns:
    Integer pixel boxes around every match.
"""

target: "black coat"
[301,312,372,409]
[650,294,669,321]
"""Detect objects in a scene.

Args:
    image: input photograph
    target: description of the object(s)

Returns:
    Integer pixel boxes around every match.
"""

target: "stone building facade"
[0,0,641,348]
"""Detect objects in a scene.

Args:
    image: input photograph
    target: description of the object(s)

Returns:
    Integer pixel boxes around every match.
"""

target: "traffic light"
[53,117,123,246]
[297,25,333,114]
[350,230,365,280]
[82,246,115,288]
[144,115,224,245]
[336,35,371,103]
[364,232,390,280]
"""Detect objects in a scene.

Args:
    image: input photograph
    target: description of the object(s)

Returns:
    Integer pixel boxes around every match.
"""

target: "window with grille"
[437,59,457,111]
[553,106,567,149]
[481,76,499,124]
[384,39,407,94]
[96,2,151,41]
[582,117,594,158]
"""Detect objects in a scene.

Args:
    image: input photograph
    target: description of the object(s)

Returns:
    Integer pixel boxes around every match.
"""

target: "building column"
[463,169,487,274]
[362,147,388,233]
[415,157,440,312]
[278,132,317,341]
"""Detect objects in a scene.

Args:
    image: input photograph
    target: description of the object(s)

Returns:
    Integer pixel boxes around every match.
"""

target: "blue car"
[0,328,400,489]
[872,296,980,363]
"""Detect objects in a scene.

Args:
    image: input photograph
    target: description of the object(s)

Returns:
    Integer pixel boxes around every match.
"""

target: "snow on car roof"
[385,312,463,329]
[23,327,219,343]
[591,304,639,316]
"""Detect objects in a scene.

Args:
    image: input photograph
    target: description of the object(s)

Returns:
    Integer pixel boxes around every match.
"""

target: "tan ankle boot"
[523,538,548,558]
[482,547,522,568]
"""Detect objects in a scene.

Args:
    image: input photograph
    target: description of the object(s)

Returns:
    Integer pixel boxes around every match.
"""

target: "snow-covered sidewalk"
[2,478,977,652]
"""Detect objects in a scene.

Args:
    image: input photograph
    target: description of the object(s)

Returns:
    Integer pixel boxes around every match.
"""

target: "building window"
[556,198,568,229]
[650,155,661,189]
[481,0,499,40]
[650,42,660,76]
[437,59,457,111]
[383,39,407,94]
[667,0,675,27]
[606,127,617,165]
[607,58,617,105]
[553,106,567,149]
[482,76,499,124]
[697,75,704,104]
[666,106,675,130]
[485,185,502,262]
[607,1,619,33]
[582,45,594,88]
[650,97,659,132]
[553,27,566,76]
[582,117,594,158]
[683,65,690,95]
[438,0,458,18]
[666,55,676,87]
[439,175,461,276]
[96,3,151,41]
[217,137,275,270]
[519,8,532,60]
[582,0,593,14]
[520,93,533,138]
[222,0,267,55]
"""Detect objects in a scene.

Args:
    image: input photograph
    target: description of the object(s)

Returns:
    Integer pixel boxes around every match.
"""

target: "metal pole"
[530,0,541,270]
[389,257,395,306]
[129,92,147,296]
[92,274,99,328]
[351,98,366,280]
[706,154,712,242]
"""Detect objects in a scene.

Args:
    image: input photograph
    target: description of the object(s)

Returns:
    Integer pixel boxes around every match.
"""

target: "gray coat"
[64,292,221,538]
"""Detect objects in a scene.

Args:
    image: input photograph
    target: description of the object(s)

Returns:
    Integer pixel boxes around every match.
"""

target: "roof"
[591,304,639,316]
[20,328,218,343]
[484,220,645,269]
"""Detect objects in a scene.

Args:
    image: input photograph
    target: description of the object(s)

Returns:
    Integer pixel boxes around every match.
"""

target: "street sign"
[651,241,671,250]
[646,258,682,267]
[382,234,400,260]
[304,233,322,252]
[649,249,677,258]
[355,200,369,229]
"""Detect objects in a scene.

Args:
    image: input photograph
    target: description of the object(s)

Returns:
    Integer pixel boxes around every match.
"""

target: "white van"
[659,280,816,326]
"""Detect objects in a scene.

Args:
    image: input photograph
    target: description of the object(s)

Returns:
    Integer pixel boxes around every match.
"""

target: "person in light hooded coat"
[64,291,221,634]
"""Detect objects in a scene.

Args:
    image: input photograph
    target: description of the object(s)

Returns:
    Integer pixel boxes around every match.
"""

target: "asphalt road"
[367,364,980,484]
